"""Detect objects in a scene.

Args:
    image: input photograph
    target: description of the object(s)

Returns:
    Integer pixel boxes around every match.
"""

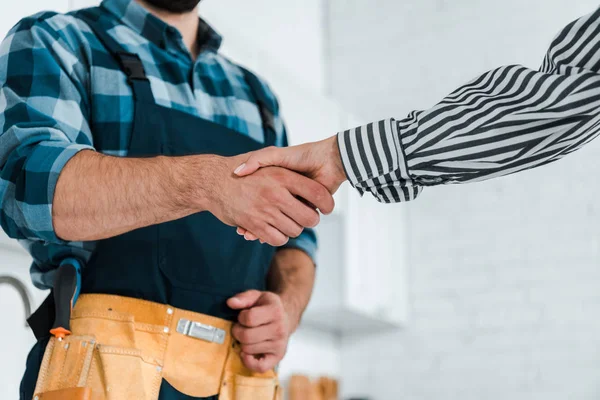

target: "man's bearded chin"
[143,0,202,13]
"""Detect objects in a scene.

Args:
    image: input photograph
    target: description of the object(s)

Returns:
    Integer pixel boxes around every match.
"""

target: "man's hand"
[227,290,299,373]
[233,136,347,194]
[231,136,346,241]
[195,155,334,247]
[51,151,334,244]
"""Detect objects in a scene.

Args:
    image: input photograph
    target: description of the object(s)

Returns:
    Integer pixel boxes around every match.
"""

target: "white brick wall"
[328,1,600,399]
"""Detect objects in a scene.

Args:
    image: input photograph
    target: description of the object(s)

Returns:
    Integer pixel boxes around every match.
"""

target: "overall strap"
[75,8,155,103]
[239,66,278,147]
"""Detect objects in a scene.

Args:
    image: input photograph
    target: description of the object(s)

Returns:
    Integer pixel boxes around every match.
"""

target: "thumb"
[227,290,263,310]
[233,147,284,177]
[241,352,278,373]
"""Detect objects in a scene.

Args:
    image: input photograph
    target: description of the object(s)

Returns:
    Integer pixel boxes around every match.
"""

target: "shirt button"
[164,327,170,333]
[167,308,173,315]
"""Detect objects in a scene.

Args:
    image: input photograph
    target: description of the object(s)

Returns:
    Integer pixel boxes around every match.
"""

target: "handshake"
[203,135,347,246]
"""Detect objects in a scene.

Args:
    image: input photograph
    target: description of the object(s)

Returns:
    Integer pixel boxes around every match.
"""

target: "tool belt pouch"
[217,374,281,400]
[217,342,282,400]
[33,309,152,400]
[33,335,97,399]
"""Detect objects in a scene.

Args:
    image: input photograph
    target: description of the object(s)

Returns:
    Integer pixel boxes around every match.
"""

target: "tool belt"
[32,294,281,400]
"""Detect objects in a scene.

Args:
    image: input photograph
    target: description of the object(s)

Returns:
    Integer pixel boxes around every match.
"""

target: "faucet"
[0,276,32,327]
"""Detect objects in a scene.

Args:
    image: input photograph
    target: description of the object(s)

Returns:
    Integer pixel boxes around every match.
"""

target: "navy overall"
[20,9,278,400]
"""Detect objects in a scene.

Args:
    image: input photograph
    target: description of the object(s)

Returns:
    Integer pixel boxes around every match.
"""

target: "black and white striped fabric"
[338,7,600,203]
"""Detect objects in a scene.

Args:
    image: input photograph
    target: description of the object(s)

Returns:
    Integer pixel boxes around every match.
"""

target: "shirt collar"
[101,0,223,53]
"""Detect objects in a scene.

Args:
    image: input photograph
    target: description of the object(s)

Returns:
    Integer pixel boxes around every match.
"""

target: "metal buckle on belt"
[176,319,226,344]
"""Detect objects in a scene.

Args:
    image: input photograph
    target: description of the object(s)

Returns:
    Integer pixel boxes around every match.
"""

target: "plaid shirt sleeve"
[0,13,95,243]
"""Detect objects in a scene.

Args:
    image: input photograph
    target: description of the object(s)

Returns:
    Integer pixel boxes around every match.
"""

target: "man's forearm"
[53,150,333,246]
[53,150,211,241]
[267,248,315,333]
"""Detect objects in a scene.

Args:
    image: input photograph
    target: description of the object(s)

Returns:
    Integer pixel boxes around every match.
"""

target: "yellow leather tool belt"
[33,294,281,400]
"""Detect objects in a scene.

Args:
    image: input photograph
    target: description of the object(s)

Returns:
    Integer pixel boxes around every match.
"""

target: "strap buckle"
[117,52,148,81]
[176,318,226,344]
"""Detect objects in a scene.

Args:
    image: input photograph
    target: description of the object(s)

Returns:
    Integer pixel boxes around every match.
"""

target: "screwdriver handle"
[49,258,82,339]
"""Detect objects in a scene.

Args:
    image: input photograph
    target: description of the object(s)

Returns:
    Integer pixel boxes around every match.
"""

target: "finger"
[267,210,304,239]
[244,231,258,241]
[232,323,282,345]
[240,340,284,356]
[256,224,289,247]
[234,147,285,177]
[238,303,281,327]
[227,290,263,310]
[279,192,320,229]
[286,174,335,215]
[241,352,279,373]
[237,227,259,241]
[243,220,288,247]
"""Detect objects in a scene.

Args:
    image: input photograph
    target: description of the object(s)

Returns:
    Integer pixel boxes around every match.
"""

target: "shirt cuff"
[281,228,317,265]
[337,118,421,203]
[17,142,94,243]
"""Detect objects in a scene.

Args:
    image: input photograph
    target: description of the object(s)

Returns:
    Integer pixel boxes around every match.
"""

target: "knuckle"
[240,331,250,343]
[256,224,272,241]
[275,169,291,184]
[259,186,275,201]
[249,219,262,231]
[246,216,261,230]
[244,154,255,165]
[291,226,303,238]
[239,310,250,326]
[306,211,320,228]
[272,312,284,325]
[274,323,286,339]
[313,185,328,203]
[236,329,249,343]
[245,310,257,326]
[240,344,251,354]
[265,292,279,302]
[272,304,283,319]
[267,234,281,247]
[269,189,286,205]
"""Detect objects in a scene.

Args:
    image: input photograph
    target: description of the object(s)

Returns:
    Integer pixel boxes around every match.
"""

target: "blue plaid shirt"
[0,0,317,289]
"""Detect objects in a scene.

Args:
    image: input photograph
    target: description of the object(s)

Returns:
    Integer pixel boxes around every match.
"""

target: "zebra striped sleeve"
[337,8,600,203]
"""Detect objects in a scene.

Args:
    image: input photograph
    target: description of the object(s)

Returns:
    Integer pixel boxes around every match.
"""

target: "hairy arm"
[54,151,210,241]
[267,248,316,333]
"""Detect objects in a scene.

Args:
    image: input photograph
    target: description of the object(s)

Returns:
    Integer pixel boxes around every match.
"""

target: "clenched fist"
[227,290,298,373]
